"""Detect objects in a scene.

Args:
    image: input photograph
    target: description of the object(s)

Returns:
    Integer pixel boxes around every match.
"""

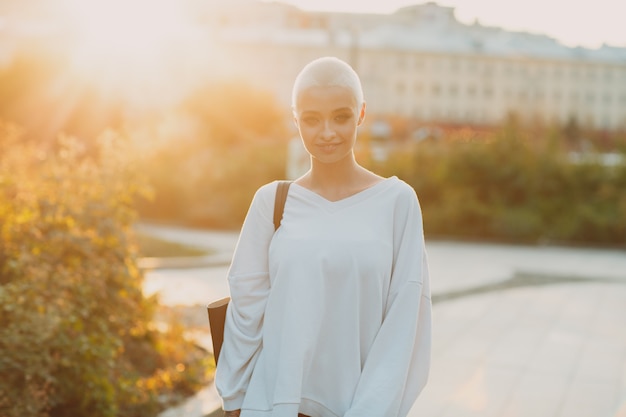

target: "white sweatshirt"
[215,176,432,417]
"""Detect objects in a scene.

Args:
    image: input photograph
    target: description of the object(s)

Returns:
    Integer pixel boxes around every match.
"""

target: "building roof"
[215,1,626,65]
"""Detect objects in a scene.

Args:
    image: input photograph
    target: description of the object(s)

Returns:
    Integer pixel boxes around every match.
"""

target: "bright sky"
[275,0,626,49]
[5,0,623,112]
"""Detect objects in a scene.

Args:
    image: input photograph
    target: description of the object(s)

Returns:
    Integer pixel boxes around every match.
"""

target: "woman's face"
[294,85,365,165]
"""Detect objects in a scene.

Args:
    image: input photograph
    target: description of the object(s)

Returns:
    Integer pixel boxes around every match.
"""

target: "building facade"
[205,1,626,131]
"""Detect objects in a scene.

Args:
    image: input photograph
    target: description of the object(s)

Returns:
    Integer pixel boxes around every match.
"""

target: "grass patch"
[135,233,210,258]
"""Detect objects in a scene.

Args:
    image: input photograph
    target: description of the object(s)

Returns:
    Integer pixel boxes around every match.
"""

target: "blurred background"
[1,0,625,416]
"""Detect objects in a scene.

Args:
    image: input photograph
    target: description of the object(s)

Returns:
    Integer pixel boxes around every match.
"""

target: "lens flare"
[62,0,199,106]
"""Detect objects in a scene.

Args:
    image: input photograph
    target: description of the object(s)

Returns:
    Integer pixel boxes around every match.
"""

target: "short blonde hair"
[292,56,364,111]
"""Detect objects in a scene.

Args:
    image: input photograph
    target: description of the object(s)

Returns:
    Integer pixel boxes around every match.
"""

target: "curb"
[138,255,232,270]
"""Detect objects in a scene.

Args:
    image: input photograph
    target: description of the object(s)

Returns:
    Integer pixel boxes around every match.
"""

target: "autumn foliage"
[0,126,211,417]
[136,82,291,228]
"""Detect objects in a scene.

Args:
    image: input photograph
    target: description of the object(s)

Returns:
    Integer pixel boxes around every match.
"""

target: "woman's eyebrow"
[332,107,354,113]
[299,110,320,116]
[299,108,353,116]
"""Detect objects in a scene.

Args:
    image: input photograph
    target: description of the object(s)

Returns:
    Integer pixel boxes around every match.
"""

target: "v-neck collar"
[290,176,398,212]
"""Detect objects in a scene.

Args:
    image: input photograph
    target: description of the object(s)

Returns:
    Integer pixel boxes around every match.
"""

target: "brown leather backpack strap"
[273,180,292,231]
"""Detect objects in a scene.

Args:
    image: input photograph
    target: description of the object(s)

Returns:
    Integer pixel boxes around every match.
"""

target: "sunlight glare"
[63,0,196,106]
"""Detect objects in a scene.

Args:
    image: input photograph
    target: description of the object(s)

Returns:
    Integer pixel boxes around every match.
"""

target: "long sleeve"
[345,187,432,417]
[215,183,277,411]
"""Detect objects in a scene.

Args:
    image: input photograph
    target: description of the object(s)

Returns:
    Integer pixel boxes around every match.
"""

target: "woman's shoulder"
[378,177,422,215]
[251,180,288,206]
[244,181,286,220]
[384,176,418,197]
[255,181,280,195]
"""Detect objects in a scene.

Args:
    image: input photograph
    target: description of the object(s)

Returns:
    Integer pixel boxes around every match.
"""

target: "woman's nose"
[320,121,335,141]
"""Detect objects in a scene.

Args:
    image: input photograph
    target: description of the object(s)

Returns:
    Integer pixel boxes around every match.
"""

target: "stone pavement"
[138,224,626,417]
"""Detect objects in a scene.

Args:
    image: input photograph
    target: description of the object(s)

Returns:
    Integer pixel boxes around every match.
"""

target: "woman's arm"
[215,183,277,411]
[345,186,432,417]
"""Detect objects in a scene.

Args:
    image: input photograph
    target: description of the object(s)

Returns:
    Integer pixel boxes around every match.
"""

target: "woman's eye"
[335,114,350,122]
[303,117,319,126]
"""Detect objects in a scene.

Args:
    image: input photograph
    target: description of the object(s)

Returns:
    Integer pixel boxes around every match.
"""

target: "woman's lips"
[318,143,340,152]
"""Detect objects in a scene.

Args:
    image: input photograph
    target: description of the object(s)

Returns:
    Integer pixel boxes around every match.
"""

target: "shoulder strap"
[273,181,292,231]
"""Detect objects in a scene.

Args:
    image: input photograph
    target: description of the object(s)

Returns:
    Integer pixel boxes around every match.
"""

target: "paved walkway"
[139,224,626,417]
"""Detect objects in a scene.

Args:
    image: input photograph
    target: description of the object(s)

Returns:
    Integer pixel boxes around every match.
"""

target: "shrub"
[377,123,626,246]
[0,125,211,417]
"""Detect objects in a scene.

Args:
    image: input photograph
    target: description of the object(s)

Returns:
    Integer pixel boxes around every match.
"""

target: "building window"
[432,84,441,96]
[483,87,493,98]
[467,85,476,97]
[519,91,528,100]
[449,84,458,97]
[414,83,423,94]
[397,82,406,94]
[587,68,595,81]
[483,64,493,77]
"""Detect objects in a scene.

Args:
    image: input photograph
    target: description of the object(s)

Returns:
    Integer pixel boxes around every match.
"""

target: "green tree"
[379,119,626,246]
[0,125,210,417]
[137,81,290,228]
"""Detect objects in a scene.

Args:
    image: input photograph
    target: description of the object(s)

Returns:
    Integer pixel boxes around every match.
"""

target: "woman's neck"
[308,156,362,186]
[297,156,383,201]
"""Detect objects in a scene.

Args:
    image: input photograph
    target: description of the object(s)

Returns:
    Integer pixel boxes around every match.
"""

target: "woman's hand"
[224,410,241,417]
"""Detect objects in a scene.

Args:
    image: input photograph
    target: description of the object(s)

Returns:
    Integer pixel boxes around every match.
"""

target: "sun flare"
[62,0,200,106]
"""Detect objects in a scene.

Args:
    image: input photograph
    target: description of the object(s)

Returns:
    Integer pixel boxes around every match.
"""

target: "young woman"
[215,56,431,417]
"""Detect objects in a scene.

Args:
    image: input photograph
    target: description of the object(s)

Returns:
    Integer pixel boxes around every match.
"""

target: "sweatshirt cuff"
[223,395,245,411]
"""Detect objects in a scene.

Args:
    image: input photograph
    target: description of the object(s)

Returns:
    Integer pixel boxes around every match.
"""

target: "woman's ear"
[357,102,366,126]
